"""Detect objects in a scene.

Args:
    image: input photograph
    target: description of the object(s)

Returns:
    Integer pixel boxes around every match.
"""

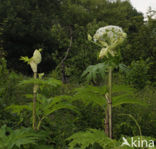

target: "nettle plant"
[7,49,78,130]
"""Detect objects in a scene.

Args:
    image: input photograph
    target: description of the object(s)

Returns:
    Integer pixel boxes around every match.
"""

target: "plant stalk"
[33,72,37,130]
[37,117,45,130]
[105,106,109,136]
[108,67,112,138]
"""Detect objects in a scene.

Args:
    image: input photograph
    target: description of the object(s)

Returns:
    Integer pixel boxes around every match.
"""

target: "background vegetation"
[0,0,156,148]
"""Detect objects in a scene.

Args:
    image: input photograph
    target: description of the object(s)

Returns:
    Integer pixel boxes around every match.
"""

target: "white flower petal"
[30,60,37,73]
[33,50,42,65]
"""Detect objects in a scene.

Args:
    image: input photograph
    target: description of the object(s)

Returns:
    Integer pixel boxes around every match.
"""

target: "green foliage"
[81,62,129,85]
[34,94,79,129]
[0,125,40,149]
[74,85,107,108]
[81,63,108,84]
[73,85,146,108]
[20,56,30,64]
[31,144,54,149]
[67,129,156,149]
[18,77,62,89]
[6,104,31,116]
[0,71,26,105]
[7,93,79,130]
[125,59,151,89]
[0,0,58,73]
[133,86,156,137]
[0,70,30,127]
[112,85,146,107]
[0,58,8,98]
[67,129,111,149]
[67,129,131,149]
[0,58,8,79]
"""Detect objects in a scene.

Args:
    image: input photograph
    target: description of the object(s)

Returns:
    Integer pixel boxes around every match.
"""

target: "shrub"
[125,60,151,89]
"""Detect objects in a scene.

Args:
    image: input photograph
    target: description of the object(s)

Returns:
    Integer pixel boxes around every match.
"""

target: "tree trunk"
[61,62,67,83]
[59,27,73,84]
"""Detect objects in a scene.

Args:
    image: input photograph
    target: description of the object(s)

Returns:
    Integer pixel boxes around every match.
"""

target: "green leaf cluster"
[0,125,40,149]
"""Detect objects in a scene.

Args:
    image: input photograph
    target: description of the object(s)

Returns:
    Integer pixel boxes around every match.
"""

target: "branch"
[58,27,73,67]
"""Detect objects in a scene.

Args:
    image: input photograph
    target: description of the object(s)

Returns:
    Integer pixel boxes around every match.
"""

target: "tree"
[0,0,59,73]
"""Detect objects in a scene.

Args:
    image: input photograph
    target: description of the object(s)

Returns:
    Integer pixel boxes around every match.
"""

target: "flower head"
[32,49,42,65]
[20,49,42,73]
[93,25,127,59]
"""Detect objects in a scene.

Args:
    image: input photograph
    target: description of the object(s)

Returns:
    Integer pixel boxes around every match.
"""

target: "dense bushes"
[0,65,156,148]
[124,59,151,89]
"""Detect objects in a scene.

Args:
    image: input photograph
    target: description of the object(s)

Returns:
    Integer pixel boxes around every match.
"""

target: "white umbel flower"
[93,25,126,59]
[94,25,123,41]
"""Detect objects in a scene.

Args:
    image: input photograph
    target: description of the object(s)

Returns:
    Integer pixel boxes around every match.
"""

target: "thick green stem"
[33,72,37,130]
[108,67,112,138]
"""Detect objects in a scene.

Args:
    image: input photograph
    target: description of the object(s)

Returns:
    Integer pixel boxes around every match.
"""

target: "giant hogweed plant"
[20,49,42,129]
[67,26,147,148]
[88,25,127,138]
[7,49,78,130]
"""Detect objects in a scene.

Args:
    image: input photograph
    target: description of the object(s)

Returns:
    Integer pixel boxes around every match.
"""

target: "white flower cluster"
[94,25,123,42]
[93,25,126,58]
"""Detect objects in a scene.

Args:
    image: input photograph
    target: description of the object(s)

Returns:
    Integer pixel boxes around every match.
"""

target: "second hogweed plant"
[88,25,127,138]
[19,49,78,131]
[20,49,42,130]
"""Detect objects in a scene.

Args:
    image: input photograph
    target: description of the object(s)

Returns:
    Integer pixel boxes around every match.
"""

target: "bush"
[125,59,151,89]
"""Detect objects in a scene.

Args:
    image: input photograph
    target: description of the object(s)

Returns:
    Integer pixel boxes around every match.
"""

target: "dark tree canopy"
[0,0,155,81]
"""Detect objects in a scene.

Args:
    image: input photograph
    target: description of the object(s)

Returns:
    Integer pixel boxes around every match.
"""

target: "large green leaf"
[73,85,107,108]
[6,104,32,115]
[81,63,108,83]
[0,125,40,149]
[67,129,156,149]
[112,85,147,107]
[18,77,62,88]
[73,85,147,109]
[67,129,133,149]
